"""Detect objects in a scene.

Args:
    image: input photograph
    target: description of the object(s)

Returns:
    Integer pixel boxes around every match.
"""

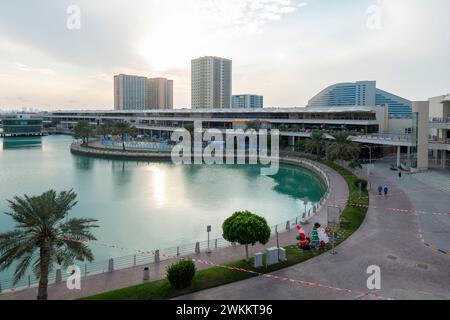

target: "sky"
[0,0,449,110]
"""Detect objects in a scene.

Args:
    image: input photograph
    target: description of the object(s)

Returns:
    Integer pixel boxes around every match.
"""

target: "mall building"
[38,102,438,171]
[3,80,447,171]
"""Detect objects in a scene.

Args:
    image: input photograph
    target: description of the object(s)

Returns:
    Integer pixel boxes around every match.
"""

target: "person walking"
[398,171,402,179]
[378,185,383,196]
[384,185,389,196]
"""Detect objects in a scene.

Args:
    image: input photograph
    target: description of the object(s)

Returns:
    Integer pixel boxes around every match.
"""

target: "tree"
[96,121,113,139]
[303,130,325,157]
[326,131,360,163]
[348,159,363,171]
[222,211,271,262]
[183,122,195,142]
[246,120,262,131]
[295,139,305,152]
[73,121,94,145]
[0,189,98,300]
[113,122,137,151]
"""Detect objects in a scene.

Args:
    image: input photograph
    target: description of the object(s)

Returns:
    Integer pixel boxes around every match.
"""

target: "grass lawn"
[82,159,368,300]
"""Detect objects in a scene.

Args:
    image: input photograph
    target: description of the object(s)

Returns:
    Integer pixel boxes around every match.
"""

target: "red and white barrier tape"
[58,236,391,300]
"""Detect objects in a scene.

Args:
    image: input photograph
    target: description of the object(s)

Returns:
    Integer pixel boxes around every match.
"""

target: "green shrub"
[166,259,196,289]
[354,178,368,190]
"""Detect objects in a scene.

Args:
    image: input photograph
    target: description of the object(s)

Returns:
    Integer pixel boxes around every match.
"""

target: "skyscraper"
[191,56,232,109]
[114,74,173,110]
[114,74,148,111]
[148,77,173,110]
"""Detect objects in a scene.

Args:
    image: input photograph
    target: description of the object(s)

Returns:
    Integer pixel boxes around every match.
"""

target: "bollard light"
[143,267,150,281]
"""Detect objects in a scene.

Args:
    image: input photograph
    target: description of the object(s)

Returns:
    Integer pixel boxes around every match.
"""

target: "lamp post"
[206,225,212,254]
[362,144,374,176]
[301,197,309,224]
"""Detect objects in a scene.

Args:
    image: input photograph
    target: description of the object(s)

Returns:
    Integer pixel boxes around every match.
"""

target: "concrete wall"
[388,119,412,134]
[429,95,445,119]
[375,105,389,133]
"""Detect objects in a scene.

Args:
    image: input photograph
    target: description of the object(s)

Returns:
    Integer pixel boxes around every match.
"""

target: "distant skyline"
[0,0,449,110]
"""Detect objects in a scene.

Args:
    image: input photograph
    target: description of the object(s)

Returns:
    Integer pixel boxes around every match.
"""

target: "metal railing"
[430,117,450,123]
[101,140,173,151]
[429,138,450,145]
[354,133,412,142]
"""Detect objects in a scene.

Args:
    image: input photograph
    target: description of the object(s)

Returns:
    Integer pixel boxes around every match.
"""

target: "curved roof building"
[308,81,412,119]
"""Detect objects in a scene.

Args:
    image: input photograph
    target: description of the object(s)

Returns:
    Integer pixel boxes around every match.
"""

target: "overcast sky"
[0,0,449,110]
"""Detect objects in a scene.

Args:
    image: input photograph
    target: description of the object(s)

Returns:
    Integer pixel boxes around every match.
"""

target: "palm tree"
[0,190,98,300]
[348,159,363,171]
[246,120,262,131]
[303,130,325,157]
[183,122,195,139]
[326,131,360,163]
[96,121,113,139]
[113,122,137,151]
[73,121,94,145]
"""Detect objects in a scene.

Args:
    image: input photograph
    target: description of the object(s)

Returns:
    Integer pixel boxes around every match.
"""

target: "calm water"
[0,135,325,281]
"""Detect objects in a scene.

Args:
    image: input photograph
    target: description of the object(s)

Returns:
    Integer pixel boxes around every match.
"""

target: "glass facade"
[309,81,412,119]
[375,92,412,119]
[1,119,43,135]
[122,75,147,110]
[232,95,263,109]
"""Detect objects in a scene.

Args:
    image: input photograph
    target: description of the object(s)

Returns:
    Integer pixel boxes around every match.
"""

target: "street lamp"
[301,197,309,224]
[361,144,375,176]
[206,225,212,254]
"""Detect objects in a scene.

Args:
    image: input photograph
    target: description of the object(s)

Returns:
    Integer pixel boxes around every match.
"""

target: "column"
[407,146,411,165]
[397,145,401,168]
[442,150,447,169]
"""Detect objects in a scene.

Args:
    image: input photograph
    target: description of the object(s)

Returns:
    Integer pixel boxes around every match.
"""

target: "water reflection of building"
[1,136,42,149]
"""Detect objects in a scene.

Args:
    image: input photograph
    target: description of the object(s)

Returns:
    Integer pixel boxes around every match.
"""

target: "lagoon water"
[0,135,326,284]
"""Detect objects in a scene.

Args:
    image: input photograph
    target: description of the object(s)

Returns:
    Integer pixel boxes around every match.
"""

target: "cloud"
[15,63,57,76]
[0,0,448,109]
[201,0,306,36]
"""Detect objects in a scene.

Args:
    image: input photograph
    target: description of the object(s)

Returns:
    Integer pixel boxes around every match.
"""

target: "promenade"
[176,162,450,300]
[0,159,347,300]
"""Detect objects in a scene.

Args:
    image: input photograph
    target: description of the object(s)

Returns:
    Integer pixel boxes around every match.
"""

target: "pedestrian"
[398,171,402,179]
[378,185,383,196]
[384,186,389,196]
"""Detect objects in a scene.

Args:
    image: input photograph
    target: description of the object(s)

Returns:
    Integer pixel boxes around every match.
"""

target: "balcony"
[430,117,450,129]
[429,138,450,151]
[352,133,414,146]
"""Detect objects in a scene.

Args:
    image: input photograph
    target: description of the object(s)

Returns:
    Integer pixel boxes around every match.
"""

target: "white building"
[191,56,232,109]
[232,94,263,109]
[428,94,450,169]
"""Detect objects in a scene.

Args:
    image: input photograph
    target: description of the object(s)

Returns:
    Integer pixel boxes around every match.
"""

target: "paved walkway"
[358,162,450,254]
[176,163,450,300]
[0,159,347,300]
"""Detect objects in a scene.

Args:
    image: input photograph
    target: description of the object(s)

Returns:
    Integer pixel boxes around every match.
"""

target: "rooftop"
[46,106,380,115]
